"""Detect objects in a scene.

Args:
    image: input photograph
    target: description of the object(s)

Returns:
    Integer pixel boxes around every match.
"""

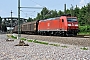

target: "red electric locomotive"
[38,14,79,36]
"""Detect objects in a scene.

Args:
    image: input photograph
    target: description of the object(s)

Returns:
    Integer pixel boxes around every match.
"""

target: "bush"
[79,25,90,32]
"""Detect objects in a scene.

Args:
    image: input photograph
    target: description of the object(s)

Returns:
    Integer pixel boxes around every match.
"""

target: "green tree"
[27,17,33,22]
[86,3,90,24]
[36,13,43,20]
[50,10,58,18]
[78,6,87,26]
[41,7,50,19]
[58,10,64,16]
[0,16,2,24]
[66,9,70,14]
[74,5,80,17]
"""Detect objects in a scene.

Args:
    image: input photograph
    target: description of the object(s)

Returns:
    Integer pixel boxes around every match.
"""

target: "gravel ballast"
[21,34,90,47]
[0,34,90,60]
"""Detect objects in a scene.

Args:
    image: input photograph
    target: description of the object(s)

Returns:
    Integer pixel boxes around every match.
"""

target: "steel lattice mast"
[18,0,21,39]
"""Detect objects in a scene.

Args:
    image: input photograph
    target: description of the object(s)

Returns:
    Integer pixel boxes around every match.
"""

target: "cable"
[21,10,35,12]
[20,10,35,18]
[29,0,45,7]
[20,10,29,17]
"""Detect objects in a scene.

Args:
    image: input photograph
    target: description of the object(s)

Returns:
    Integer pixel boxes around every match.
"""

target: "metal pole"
[11,10,13,34]
[43,11,44,19]
[71,4,73,17]
[18,0,21,39]
[64,4,66,14]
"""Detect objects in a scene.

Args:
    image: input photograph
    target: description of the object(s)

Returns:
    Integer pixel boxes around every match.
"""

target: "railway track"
[76,35,90,38]
[22,33,90,38]
[21,34,90,47]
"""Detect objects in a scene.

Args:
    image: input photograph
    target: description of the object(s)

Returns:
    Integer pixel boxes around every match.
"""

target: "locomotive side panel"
[60,16,68,31]
[38,17,63,35]
[38,21,46,31]
[38,18,60,31]
[46,20,52,30]
[50,19,60,31]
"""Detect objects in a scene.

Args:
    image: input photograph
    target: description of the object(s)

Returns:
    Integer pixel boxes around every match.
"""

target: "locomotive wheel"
[62,32,66,37]
[74,33,77,36]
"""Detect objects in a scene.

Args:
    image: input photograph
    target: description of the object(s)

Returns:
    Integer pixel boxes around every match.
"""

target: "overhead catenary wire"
[20,0,50,19]
[20,10,35,18]
[20,7,44,9]
[20,0,46,9]
[20,10,36,12]
[29,0,45,7]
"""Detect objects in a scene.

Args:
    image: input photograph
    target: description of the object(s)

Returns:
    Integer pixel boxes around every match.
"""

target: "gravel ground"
[0,34,90,60]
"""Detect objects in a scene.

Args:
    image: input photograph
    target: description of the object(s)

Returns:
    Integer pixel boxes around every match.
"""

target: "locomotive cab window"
[67,18,77,22]
[62,19,64,22]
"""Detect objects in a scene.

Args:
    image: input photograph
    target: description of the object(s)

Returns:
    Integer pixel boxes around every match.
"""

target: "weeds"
[10,36,61,47]
[11,35,17,39]
[49,44,60,46]
[80,47,88,50]
[33,40,49,45]
[39,41,48,45]
[7,35,17,39]
[20,38,27,41]
[27,40,33,42]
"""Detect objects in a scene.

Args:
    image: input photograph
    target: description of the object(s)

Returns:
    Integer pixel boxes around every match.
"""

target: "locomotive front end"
[67,17,79,36]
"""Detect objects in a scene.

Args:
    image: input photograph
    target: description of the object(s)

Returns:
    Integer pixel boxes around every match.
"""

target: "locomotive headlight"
[75,24,78,26]
[68,24,71,26]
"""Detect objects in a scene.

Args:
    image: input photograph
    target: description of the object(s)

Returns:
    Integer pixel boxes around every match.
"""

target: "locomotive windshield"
[67,18,77,22]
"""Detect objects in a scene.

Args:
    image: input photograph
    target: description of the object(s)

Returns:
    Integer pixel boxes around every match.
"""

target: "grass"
[80,47,88,50]
[7,35,90,50]
[10,36,61,47]
[7,35,17,39]
[27,39,60,46]
[27,40,33,42]
[27,39,49,45]
[49,44,60,46]
[33,40,49,45]
[78,32,90,35]
[11,35,17,39]
[25,39,60,46]
[20,38,27,41]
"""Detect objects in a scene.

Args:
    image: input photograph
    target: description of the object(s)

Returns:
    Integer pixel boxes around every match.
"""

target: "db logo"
[72,23,74,26]
[48,23,50,26]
